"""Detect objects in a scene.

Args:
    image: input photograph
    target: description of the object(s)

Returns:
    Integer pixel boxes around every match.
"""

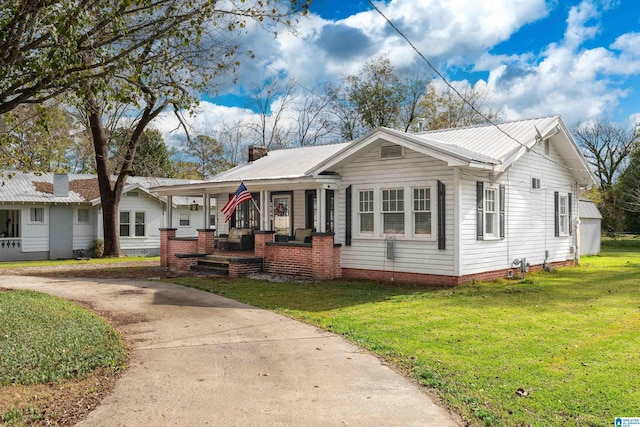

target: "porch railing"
[0,238,21,249]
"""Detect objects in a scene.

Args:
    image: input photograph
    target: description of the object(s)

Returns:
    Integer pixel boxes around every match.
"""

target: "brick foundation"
[229,258,263,278]
[343,259,577,287]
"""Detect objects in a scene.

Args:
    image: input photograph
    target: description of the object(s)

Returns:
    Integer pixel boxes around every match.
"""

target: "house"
[0,172,209,261]
[152,115,597,285]
[578,199,603,255]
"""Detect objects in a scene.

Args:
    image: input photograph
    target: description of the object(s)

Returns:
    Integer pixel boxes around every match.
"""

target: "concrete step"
[190,264,228,276]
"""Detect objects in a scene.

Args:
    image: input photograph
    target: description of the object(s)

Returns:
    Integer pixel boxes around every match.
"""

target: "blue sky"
[155,0,640,144]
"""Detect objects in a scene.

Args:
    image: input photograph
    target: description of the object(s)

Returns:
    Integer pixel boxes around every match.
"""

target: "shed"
[579,199,602,255]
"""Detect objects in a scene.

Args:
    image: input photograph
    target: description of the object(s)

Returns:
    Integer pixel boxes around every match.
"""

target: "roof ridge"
[418,114,560,135]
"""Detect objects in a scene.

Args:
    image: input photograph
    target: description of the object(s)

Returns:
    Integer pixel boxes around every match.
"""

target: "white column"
[203,193,211,228]
[317,188,326,232]
[166,195,173,228]
[262,190,270,230]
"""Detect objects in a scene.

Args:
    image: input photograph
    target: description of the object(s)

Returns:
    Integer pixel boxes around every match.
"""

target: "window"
[484,188,498,236]
[559,195,568,235]
[179,213,190,227]
[119,212,130,237]
[358,190,374,233]
[413,187,432,235]
[135,212,145,237]
[476,182,505,240]
[30,207,44,223]
[531,177,541,189]
[382,189,404,234]
[544,139,550,155]
[77,208,90,223]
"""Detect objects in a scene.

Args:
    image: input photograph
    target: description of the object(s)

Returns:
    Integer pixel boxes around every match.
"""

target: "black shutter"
[499,184,505,239]
[345,185,352,246]
[437,180,446,250]
[568,192,573,236]
[476,182,484,240]
[554,191,559,237]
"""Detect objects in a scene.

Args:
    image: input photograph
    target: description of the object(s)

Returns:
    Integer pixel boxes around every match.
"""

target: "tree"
[247,78,296,148]
[185,134,230,179]
[420,81,502,130]
[345,55,417,131]
[24,1,309,257]
[0,0,309,115]
[111,128,174,177]
[294,88,337,146]
[573,120,639,190]
[0,103,75,171]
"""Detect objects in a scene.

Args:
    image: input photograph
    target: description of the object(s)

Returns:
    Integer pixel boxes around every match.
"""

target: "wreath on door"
[274,203,288,216]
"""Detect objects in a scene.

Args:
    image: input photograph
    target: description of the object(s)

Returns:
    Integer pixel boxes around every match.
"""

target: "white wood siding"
[118,192,164,251]
[335,145,456,275]
[72,206,98,251]
[459,141,579,275]
[173,207,205,237]
[21,205,49,252]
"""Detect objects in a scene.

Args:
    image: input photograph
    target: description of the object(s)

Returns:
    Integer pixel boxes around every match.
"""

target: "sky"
[153,0,640,146]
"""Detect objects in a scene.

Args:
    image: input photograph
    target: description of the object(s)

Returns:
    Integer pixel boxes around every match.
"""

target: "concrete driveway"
[1,276,460,427]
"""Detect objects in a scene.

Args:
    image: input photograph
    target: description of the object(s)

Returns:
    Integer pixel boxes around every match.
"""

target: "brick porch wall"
[197,229,216,254]
[160,228,176,268]
[343,259,577,287]
[261,233,341,280]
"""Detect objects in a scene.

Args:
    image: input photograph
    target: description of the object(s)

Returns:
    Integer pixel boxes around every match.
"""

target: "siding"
[118,192,164,251]
[72,206,98,251]
[459,140,579,275]
[21,205,50,252]
[335,145,456,276]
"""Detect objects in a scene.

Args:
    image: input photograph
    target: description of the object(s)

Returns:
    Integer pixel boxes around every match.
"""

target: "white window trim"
[381,187,405,235]
[119,210,148,238]
[558,194,569,237]
[28,207,46,224]
[178,212,191,227]
[411,186,436,240]
[76,207,92,224]
[483,185,500,240]
[357,189,374,236]
[352,182,438,241]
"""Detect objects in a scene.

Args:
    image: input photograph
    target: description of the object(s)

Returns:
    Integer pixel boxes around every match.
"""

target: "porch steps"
[191,255,229,276]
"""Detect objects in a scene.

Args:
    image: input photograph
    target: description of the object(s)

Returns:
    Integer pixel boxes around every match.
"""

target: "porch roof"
[151,143,349,196]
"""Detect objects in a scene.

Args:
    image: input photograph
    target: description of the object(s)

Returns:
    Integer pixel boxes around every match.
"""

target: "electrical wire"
[366,0,593,176]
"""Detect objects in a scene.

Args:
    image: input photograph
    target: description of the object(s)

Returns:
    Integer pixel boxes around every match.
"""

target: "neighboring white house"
[0,172,210,261]
[152,115,597,285]
[579,199,603,255]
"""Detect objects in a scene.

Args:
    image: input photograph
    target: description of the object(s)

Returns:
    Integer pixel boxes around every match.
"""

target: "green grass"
[168,246,640,426]
[0,290,126,386]
[0,256,159,269]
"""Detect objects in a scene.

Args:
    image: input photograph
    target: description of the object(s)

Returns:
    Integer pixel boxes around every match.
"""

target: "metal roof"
[579,199,603,219]
[0,171,204,205]
[211,142,351,182]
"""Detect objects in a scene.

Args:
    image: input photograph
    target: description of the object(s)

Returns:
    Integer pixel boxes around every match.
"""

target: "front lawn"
[168,246,640,426]
[0,289,126,425]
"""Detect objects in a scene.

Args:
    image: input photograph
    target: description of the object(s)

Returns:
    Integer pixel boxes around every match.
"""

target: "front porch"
[161,229,341,280]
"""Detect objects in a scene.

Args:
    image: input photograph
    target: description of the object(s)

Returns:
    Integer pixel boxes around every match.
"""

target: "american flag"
[221,182,253,222]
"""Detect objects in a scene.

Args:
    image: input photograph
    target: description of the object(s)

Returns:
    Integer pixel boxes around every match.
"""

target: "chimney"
[248,145,268,162]
[53,173,69,197]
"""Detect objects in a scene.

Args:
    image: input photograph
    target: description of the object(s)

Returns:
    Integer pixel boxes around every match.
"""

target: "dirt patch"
[0,368,119,426]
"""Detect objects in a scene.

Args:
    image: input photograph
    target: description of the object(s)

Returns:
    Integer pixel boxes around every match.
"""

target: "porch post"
[317,188,326,232]
[203,193,211,228]
[262,190,270,230]
[165,195,173,228]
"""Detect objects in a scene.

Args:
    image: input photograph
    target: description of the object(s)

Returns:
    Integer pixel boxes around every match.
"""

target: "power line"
[367,0,591,175]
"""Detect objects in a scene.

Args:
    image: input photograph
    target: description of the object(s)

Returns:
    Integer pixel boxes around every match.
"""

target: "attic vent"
[126,191,139,197]
[381,145,403,159]
[531,178,541,190]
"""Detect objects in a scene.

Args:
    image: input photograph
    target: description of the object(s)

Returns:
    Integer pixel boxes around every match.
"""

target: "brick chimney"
[248,145,268,162]
[53,173,69,197]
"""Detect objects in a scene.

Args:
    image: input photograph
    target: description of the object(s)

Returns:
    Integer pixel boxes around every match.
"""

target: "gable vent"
[381,145,403,159]
[126,191,139,197]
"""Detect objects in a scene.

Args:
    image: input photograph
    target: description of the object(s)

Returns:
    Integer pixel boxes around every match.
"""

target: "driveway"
[1,276,460,427]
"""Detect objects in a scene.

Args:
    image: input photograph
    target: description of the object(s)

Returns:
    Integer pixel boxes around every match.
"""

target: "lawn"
[0,289,126,425]
[168,246,640,426]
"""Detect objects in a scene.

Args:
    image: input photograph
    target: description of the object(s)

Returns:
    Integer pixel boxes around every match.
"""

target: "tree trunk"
[86,97,123,257]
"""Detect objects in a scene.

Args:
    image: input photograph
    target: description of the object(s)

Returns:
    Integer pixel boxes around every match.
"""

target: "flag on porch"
[221,182,253,222]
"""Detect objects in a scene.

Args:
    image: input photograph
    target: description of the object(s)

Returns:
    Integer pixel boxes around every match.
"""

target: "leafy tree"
[185,134,231,179]
[170,160,202,180]
[420,81,502,130]
[0,103,75,172]
[111,128,174,177]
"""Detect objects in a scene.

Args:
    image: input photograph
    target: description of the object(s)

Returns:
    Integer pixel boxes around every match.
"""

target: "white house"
[0,172,210,261]
[152,115,597,285]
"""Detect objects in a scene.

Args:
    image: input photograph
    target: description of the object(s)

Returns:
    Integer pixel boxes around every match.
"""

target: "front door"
[272,193,292,238]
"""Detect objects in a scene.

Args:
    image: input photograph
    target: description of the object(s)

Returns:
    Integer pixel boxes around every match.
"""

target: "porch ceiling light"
[190,201,199,211]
